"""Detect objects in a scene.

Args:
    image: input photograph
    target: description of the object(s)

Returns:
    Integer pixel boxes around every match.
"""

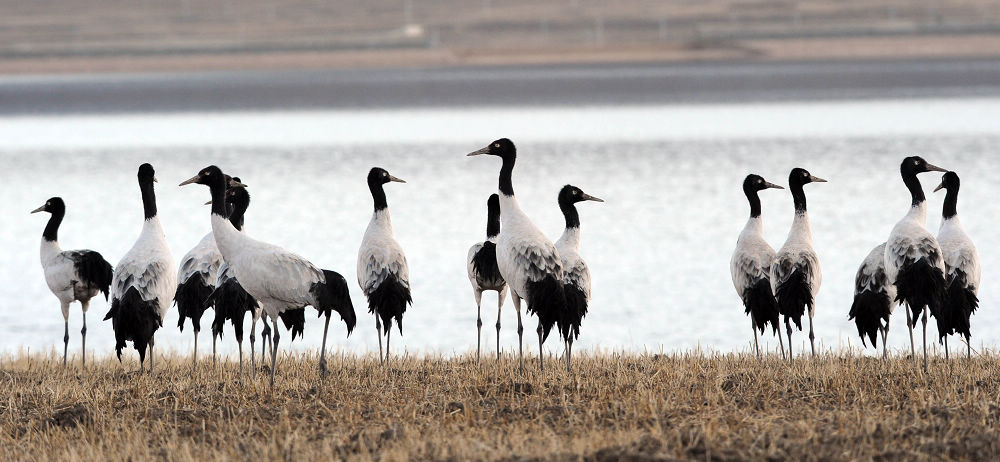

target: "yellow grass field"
[2,351,999,460]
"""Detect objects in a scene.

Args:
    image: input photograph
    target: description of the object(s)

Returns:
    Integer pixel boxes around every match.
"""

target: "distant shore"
[2,33,1000,76]
[3,54,1000,116]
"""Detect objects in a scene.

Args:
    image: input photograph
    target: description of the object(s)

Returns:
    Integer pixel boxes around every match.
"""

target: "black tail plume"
[743,278,781,334]
[894,258,946,328]
[174,273,213,332]
[279,309,305,340]
[472,242,503,285]
[944,273,979,341]
[208,278,257,342]
[75,250,113,301]
[103,287,161,362]
[558,283,588,341]
[365,274,411,335]
[775,271,812,330]
[526,275,566,343]
[312,270,357,335]
[848,289,891,348]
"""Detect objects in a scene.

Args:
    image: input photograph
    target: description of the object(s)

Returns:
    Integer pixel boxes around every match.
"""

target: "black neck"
[486,209,500,238]
[42,208,64,242]
[790,182,807,213]
[209,177,228,218]
[229,195,248,231]
[942,187,958,219]
[560,201,580,229]
[369,180,387,212]
[498,155,515,196]
[140,180,157,220]
[744,187,762,218]
[903,171,925,207]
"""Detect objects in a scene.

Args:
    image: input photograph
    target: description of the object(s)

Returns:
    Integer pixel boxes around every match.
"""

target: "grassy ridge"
[2,352,1000,460]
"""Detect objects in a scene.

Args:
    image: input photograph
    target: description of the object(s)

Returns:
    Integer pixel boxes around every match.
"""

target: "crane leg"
[63,320,69,368]
[319,312,331,376]
[537,323,544,372]
[249,318,256,378]
[514,297,524,371]
[785,317,793,363]
[750,313,760,359]
[882,319,889,360]
[262,322,271,367]
[906,305,916,361]
[944,336,949,360]
[238,340,244,373]
[193,329,198,371]
[566,338,573,372]
[269,317,280,387]
[81,308,88,368]
[496,297,503,361]
[778,324,785,360]
[921,306,928,371]
[386,323,392,365]
[808,312,816,357]
[476,292,483,364]
[376,316,384,364]
[149,337,155,374]
[212,335,217,369]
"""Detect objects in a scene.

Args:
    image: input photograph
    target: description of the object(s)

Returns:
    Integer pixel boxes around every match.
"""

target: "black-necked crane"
[204,181,265,371]
[175,228,223,371]
[357,167,412,364]
[32,197,113,368]
[730,174,785,359]
[934,171,981,359]
[467,194,507,362]
[103,163,177,373]
[180,166,356,385]
[468,138,566,371]
[849,242,896,359]
[771,168,825,360]
[884,156,948,370]
[554,185,603,371]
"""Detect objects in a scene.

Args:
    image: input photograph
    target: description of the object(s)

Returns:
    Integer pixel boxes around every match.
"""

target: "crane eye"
[494,143,500,148]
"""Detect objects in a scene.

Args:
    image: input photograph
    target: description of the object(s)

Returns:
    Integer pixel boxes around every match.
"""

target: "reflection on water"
[1,105,999,359]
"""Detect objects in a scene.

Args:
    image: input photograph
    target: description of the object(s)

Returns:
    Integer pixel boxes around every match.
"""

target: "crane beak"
[388,175,406,183]
[809,175,828,183]
[178,174,201,186]
[467,146,490,157]
[933,179,946,193]
[582,193,604,203]
[764,181,785,190]
[204,200,213,205]
[925,162,947,173]
[228,178,248,188]
[30,205,45,214]
[153,176,158,183]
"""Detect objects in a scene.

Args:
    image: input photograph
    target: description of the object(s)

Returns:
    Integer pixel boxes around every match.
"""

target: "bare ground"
[2,351,1000,460]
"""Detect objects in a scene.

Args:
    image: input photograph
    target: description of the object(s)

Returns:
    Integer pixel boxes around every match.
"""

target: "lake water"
[3,64,1000,360]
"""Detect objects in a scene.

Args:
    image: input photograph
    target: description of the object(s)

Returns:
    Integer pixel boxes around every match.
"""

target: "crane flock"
[31,146,981,383]
[735,156,981,367]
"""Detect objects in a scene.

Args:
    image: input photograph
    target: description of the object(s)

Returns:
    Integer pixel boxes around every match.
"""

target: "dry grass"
[2,351,1000,461]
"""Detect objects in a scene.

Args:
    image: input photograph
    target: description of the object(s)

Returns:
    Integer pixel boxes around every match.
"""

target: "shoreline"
[3,55,1000,116]
[2,33,1000,76]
